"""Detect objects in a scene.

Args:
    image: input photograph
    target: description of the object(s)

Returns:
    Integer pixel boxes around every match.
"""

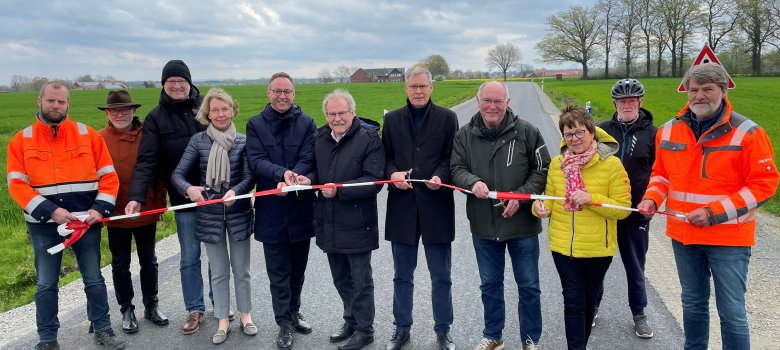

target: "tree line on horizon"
[536,0,780,79]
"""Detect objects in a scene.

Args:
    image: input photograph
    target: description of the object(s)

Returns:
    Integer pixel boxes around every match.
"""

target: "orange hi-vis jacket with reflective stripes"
[643,98,779,246]
[7,115,119,225]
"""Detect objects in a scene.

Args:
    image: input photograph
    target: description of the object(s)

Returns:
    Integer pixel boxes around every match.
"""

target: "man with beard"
[246,72,316,350]
[593,79,657,339]
[7,81,125,349]
[639,63,778,349]
[125,60,210,335]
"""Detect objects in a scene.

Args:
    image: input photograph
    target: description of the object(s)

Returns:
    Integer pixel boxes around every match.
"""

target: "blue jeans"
[28,224,112,342]
[175,211,205,312]
[391,242,453,334]
[672,240,751,350]
[472,235,542,342]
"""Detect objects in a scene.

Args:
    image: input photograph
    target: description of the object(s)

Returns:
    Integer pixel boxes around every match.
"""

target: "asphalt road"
[3,82,689,349]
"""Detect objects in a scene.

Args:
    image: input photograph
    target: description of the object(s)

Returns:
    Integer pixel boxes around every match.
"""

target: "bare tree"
[737,0,780,76]
[657,0,699,76]
[333,65,352,83]
[638,0,657,76]
[10,75,31,92]
[486,43,522,81]
[652,22,670,76]
[702,0,739,51]
[677,9,701,75]
[616,0,642,77]
[536,5,603,78]
[596,0,622,78]
[318,68,333,83]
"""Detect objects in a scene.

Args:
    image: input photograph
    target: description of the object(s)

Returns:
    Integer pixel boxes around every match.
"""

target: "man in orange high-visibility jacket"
[7,81,124,350]
[638,63,779,349]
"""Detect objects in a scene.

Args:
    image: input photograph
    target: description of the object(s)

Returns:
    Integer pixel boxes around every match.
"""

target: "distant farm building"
[73,81,128,90]
[350,68,405,83]
[538,69,581,78]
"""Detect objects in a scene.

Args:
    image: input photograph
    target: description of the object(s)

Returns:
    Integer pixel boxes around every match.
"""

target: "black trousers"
[595,220,650,315]
[263,239,311,326]
[107,223,159,312]
[552,252,613,350]
[327,251,375,335]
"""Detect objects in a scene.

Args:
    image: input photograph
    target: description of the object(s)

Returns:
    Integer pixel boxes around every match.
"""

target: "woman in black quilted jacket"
[171,88,256,345]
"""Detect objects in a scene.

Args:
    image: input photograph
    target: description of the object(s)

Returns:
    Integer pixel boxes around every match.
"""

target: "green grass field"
[541,76,780,214]
[0,80,482,312]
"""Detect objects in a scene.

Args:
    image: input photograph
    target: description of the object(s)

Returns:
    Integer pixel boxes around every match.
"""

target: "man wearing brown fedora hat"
[98,90,170,335]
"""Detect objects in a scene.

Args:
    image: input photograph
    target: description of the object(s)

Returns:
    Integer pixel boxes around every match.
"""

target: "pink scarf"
[560,141,598,211]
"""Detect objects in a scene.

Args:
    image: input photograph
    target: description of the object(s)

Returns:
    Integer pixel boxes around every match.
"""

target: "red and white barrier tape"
[48,178,683,254]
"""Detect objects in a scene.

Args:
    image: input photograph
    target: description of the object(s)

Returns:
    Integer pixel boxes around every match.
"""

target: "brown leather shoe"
[182,311,204,335]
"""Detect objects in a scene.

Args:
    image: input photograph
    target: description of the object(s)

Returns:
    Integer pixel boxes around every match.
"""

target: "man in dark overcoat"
[381,67,459,350]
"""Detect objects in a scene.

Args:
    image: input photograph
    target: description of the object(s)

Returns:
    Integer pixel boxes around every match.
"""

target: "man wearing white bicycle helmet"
[594,79,658,339]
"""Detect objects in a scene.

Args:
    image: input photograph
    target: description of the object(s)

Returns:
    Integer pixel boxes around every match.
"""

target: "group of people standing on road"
[7,60,777,350]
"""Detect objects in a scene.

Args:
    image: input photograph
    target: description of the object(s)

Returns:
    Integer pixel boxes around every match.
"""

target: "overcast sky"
[1,0,593,85]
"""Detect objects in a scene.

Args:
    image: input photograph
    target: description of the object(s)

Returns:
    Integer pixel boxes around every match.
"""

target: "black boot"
[385,328,410,350]
[330,323,355,342]
[437,331,455,350]
[292,312,312,334]
[144,305,169,326]
[339,333,374,350]
[93,329,126,350]
[121,307,138,334]
[276,325,294,350]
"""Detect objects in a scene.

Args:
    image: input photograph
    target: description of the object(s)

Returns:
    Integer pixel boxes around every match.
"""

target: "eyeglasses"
[326,110,352,119]
[269,89,294,96]
[209,107,232,115]
[165,79,188,86]
[107,108,133,115]
[563,129,587,141]
[480,98,505,105]
[407,84,431,91]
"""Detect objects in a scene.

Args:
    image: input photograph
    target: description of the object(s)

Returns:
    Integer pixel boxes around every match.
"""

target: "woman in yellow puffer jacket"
[532,106,631,350]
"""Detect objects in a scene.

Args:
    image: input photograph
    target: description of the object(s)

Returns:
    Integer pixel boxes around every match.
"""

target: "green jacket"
[533,127,632,257]
[451,109,551,241]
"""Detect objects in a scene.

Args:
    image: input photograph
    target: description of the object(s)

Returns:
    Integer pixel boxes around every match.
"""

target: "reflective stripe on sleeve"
[96,165,116,178]
[95,193,117,205]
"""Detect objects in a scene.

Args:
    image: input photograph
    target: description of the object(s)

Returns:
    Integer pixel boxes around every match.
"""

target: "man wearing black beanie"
[126,59,210,335]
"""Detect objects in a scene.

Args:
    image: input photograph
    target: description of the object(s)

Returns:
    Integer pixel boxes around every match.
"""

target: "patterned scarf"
[205,122,236,192]
[560,140,598,211]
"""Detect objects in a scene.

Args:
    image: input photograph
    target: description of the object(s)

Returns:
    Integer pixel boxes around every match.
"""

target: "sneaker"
[474,337,504,350]
[633,314,654,338]
[592,307,599,327]
[93,330,126,350]
[522,336,542,350]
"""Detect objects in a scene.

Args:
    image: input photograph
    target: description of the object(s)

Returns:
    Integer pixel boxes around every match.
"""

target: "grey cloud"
[0,0,593,84]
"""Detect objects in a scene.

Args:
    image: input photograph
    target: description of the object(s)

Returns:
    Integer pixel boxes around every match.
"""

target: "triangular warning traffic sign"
[678,43,736,92]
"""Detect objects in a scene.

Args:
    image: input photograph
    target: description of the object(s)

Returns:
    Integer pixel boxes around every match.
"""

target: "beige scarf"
[205,122,236,192]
